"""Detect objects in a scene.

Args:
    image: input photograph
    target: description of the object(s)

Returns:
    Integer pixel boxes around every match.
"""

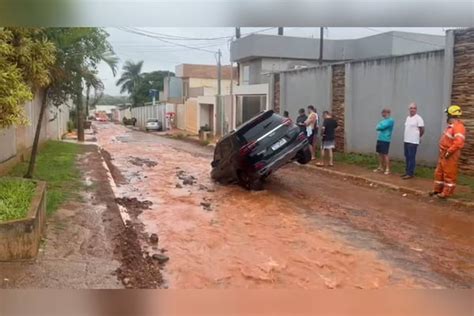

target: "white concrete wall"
[345,50,445,164]
[0,92,70,169]
[130,104,176,130]
[280,66,332,119]
[184,98,199,134]
[46,103,70,141]
[120,108,132,121]
[0,128,16,163]
[176,104,186,130]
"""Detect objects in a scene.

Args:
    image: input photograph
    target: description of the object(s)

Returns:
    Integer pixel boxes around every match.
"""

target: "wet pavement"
[95,123,474,289]
[0,145,123,289]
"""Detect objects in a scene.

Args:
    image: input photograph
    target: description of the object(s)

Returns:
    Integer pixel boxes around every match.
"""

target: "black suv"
[211,110,312,190]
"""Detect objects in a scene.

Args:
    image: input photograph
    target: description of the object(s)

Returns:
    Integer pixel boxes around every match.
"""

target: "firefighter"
[430,105,466,198]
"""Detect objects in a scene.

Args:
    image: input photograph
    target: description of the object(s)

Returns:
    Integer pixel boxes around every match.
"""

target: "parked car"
[211,110,312,190]
[145,118,163,132]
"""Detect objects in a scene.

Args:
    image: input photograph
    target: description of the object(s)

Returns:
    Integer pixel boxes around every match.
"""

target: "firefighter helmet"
[445,105,462,116]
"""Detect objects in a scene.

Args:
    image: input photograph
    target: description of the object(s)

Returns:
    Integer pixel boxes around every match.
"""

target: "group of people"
[283,101,466,199]
[374,102,466,198]
[374,102,425,178]
[283,105,338,167]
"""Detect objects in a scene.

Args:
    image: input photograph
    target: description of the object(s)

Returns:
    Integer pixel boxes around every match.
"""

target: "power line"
[127,28,231,41]
[129,27,277,41]
[115,27,279,55]
[112,42,226,52]
[118,27,218,54]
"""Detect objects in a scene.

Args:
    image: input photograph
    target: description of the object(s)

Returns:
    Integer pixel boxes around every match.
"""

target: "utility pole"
[230,52,234,131]
[217,49,223,136]
[319,27,324,65]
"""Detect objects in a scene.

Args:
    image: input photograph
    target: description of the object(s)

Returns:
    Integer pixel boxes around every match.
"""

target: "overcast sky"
[99,27,446,96]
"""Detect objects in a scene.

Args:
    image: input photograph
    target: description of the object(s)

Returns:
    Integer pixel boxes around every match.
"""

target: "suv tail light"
[254,161,266,170]
[239,141,257,156]
[297,132,306,142]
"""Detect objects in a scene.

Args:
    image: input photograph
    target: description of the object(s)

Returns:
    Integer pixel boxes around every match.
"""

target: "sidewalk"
[302,161,474,208]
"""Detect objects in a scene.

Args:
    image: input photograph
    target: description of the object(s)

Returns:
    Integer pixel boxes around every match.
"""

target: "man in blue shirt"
[374,108,395,175]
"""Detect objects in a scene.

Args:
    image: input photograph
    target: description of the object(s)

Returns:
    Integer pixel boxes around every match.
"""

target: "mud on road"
[95,123,474,289]
[0,145,124,289]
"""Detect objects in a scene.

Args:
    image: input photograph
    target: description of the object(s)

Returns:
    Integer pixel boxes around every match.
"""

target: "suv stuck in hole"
[211,110,312,190]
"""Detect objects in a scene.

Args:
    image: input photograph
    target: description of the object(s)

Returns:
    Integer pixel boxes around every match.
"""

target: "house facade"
[167,64,237,135]
[230,31,445,124]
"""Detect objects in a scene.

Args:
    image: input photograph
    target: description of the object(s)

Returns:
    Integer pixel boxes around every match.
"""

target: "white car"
[145,118,163,132]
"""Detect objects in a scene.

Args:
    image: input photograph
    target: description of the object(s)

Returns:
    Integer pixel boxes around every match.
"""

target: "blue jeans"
[404,142,418,176]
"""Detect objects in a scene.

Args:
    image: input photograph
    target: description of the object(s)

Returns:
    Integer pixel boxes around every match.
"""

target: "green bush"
[0,178,36,222]
[122,117,137,126]
[9,141,81,215]
[67,120,75,133]
[200,139,210,146]
[334,152,474,192]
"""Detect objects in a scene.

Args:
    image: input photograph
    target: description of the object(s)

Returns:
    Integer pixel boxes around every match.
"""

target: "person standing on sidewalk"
[402,102,425,179]
[374,108,395,175]
[296,108,307,134]
[305,105,318,159]
[430,105,466,199]
[317,111,338,167]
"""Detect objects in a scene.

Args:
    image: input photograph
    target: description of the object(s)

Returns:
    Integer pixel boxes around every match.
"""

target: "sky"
[99,27,446,96]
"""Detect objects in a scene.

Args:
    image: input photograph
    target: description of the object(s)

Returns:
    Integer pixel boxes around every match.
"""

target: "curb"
[301,163,474,209]
[97,145,130,226]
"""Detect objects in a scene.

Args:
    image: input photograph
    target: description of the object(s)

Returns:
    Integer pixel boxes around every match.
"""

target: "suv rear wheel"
[296,146,312,164]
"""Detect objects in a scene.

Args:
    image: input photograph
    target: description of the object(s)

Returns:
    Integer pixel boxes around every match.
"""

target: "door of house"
[241,95,266,123]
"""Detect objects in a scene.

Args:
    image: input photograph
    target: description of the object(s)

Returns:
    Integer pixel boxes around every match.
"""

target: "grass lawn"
[334,152,474,193]
[0,178,37,222]
[9,141,82,216]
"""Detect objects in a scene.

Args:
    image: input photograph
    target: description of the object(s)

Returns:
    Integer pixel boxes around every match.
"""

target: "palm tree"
[116,60,144,106]
[83,70,104,117]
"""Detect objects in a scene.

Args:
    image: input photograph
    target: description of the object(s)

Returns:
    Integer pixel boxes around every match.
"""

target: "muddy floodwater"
[95,123,474,289]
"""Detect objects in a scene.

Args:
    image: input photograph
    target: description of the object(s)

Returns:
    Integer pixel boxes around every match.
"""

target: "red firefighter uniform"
[433,120,466,197]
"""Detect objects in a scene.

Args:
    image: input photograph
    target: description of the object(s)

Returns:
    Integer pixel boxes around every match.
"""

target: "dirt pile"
[176,170,196,185]
[129,156,158,168]
[113,196,169,288]
[115,197,152,218]
[100,148,127,185]
[114,222,163,288]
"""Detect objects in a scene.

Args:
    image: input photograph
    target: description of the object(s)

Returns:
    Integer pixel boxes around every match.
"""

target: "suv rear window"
[237,111,284,142]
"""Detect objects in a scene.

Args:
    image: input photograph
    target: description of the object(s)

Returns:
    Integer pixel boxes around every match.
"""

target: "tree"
[23,28,117,178]
[42,28,117,142]
[0,29,33,128]
[0,28,55,130]
[116,60,144,106]
[0,28,56,180]
[96,94,130,106]
[134,71,173,105]
[83,69,104,118]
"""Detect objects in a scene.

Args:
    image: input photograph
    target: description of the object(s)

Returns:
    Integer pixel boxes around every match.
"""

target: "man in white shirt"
[402,102,425,179]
